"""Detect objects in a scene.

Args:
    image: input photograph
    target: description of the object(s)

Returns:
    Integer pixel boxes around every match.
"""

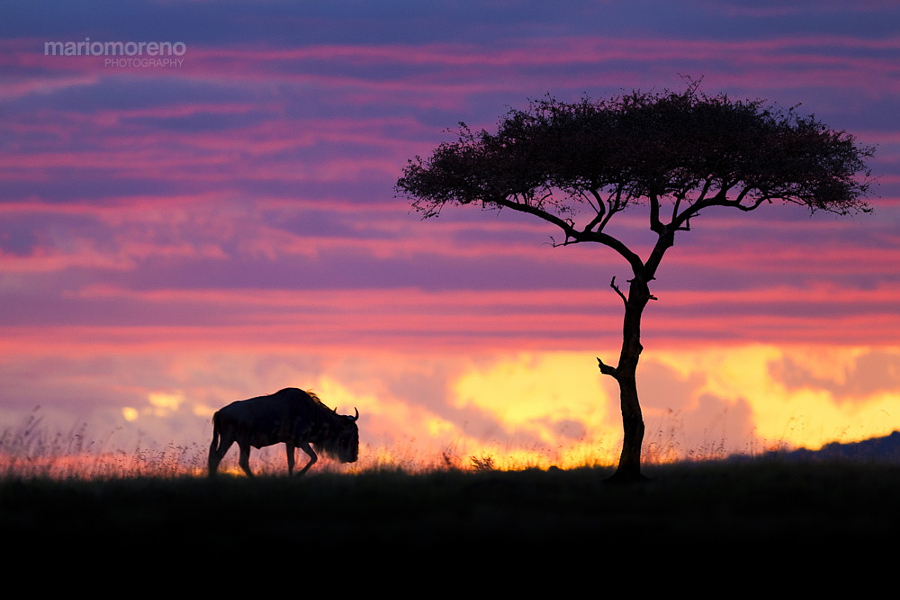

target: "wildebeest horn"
[350,407,359,421]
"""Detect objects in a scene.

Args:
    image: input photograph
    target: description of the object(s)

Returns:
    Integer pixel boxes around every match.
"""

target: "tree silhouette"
[395,82,875,482]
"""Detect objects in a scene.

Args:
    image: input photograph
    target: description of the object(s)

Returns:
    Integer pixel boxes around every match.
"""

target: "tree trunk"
[609,372,646,482]
[600,276,653,483]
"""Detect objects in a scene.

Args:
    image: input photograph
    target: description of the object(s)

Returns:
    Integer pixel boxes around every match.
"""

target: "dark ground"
[3,459,899,567]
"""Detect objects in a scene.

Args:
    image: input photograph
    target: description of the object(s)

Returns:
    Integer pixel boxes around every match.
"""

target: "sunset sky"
[2,1,899,471]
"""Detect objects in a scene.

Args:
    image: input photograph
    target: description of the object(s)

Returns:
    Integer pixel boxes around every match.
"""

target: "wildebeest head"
[317,407,360,464]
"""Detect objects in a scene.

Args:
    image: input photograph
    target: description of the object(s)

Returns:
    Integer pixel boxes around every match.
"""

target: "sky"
[1,0,899,472]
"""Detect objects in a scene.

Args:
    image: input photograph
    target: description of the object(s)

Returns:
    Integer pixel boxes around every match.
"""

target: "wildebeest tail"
[209,411,221,452]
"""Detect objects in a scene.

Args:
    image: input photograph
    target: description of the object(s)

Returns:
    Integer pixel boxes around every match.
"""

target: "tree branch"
[598,184,625,233]
[649,192,665,235]
[583,188,607,233]
[493,195,646,275]
[493,195,576,235]
[672,183,774,230]
[610,276,627,305]
[597,356,619,379]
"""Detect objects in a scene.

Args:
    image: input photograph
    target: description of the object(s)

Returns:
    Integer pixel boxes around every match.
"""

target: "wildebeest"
[208,387,359,477]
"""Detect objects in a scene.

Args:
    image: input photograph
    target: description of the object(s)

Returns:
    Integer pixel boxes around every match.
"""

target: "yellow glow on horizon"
[8,342,899,479]
[305,345,900,468]
[301,359,625,470]
[750,387,900,450]
[650,344,900,452]
[452,352,620,455]
[17,343,896,477]
[354,440,619,472]
[310,375,465,449]
[441,344,900,464]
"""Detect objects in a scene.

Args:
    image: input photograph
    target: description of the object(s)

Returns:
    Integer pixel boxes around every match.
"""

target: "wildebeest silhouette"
[208,387,359,477]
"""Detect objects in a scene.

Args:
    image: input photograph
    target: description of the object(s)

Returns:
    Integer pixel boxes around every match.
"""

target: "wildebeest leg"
[237,440,254,477]
[285,443,296,476]
[294,441,318,476]
[208,433,235,477]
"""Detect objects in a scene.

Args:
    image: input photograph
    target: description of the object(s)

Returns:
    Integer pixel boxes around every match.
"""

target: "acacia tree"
[395,83,874,482]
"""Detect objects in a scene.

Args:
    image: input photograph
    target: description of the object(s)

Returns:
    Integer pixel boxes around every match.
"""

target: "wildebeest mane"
[305,389,327,409]
[278,388,333,424]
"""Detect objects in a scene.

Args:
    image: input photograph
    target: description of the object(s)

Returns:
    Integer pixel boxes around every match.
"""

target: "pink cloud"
[0,278,891,355]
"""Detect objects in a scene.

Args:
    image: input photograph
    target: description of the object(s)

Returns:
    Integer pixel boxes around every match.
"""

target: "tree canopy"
[396,82,875,481]
[398,84,873,262]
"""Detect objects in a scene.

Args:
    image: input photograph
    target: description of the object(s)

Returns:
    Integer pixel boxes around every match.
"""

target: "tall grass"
[0,407,615,479]
[0,405,836,481]
[0,408,211,479]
